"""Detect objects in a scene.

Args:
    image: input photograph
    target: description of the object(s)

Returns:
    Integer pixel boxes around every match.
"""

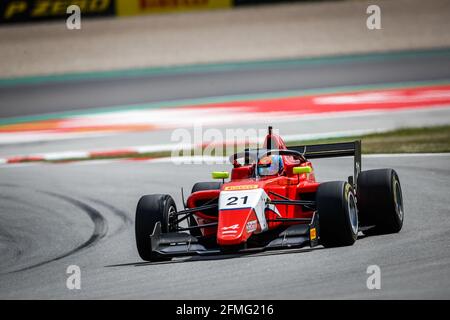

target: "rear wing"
[288,141,361,189]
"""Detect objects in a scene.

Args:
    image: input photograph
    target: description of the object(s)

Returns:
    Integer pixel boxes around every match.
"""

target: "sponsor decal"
[0,0,114,24]
[224,185,258,191]
[221,224,239,231]
[310,227,317,240]
[221,230,237,235]
[221,224,239,235]
[246,220,257,233]
[344,183,352,197]
[116,0,231,16]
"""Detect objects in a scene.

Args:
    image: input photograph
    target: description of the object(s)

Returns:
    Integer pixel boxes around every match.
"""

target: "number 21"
[226,196,248,206]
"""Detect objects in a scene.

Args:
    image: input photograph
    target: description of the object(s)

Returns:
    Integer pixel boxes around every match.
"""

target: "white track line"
[0,129,383,164]
[2,153,450,170]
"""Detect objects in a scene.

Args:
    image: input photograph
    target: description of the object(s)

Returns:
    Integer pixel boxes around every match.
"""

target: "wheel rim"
[347,192,358,235]
[393,179,404,221]
[167,205,177,231]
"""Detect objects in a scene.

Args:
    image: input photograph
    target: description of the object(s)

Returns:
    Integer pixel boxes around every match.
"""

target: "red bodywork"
[186,131,320,246]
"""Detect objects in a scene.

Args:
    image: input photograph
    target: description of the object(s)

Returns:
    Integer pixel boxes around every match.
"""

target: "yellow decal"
[5,2,27,19]
[310,228,317,240]
[224,184,258,191]
[116,0,231,16]
[3,0,112,19]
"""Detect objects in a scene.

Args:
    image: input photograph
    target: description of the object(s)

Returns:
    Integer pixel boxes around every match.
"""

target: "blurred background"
[1,0,450,159]
[1,0,450,299]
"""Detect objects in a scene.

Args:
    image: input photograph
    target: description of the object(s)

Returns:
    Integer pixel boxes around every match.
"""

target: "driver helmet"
[258,155,283,176]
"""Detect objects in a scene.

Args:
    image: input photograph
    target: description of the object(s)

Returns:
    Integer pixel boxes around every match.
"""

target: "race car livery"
[134,127,404,261]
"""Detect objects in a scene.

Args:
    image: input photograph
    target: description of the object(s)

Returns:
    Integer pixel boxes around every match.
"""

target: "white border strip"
[0,129,382,164]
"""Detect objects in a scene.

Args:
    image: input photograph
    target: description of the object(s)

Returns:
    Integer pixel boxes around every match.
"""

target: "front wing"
[148,213,320,259]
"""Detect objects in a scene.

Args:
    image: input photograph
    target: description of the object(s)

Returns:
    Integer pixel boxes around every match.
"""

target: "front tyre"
[317,181,358,248]
[357,169,404,235]
[135,194,177,261]
[189,182,223,237]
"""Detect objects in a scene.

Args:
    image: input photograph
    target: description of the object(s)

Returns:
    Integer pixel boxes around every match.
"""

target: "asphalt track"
[0,155,449,299]
[1,49,450,299]
[2,49,450,158]
[2,48,450,119]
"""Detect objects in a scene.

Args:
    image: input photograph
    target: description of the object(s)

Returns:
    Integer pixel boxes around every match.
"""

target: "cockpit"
[229,149,306,178]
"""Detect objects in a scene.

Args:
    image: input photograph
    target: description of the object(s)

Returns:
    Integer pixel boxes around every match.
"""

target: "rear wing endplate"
[288,141,361,189]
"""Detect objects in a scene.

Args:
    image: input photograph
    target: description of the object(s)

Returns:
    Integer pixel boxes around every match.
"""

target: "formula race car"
[135,127,404,261]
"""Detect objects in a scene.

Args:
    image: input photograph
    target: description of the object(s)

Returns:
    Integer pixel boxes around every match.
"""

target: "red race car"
[135,127,404,261]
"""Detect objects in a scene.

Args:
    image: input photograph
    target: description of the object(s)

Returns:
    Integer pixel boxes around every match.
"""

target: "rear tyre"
[317,181,358,248]
[189,182,222,237]
[135,194,177,261]
[357,169,404,235]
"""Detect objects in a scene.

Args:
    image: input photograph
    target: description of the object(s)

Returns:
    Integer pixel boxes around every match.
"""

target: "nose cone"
[217,208,258,245]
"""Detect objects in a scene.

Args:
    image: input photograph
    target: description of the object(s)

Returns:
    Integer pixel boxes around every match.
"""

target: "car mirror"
[293,166,312,174]
[212,171,229,179]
